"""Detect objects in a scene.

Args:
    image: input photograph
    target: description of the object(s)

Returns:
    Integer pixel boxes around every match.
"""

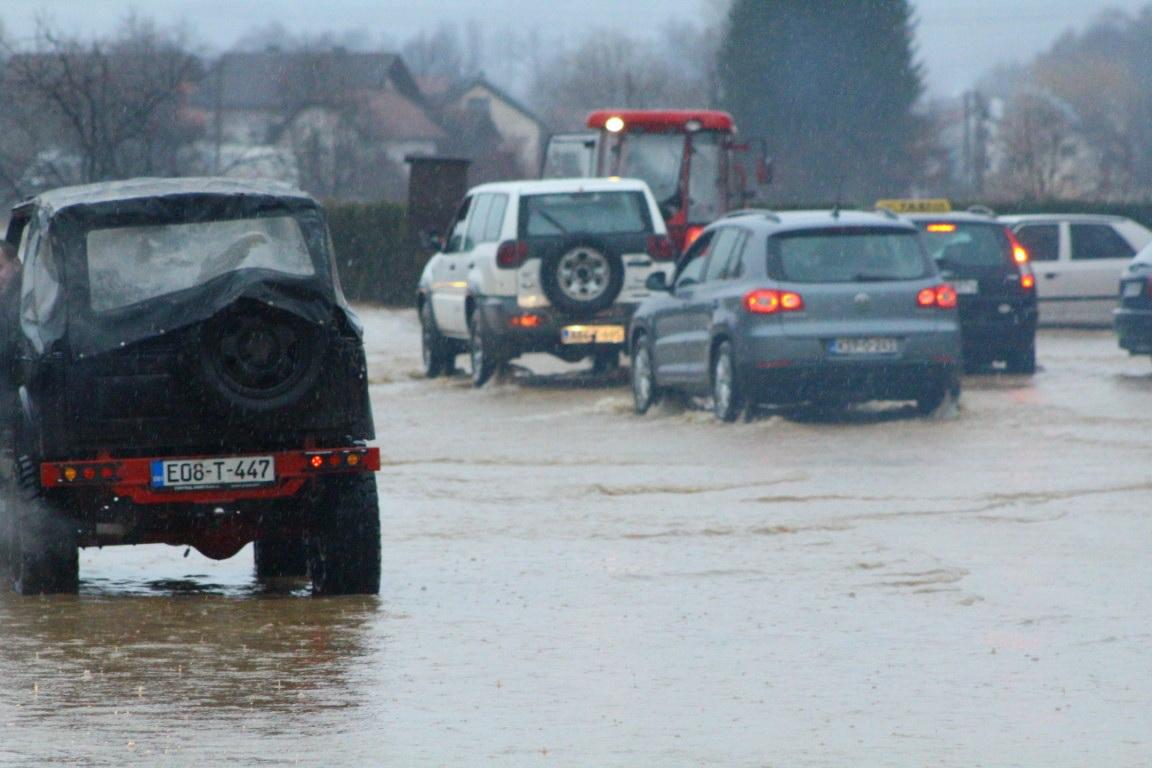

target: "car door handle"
[448,263,457,270]
[468,263,475,268]
[1044,272,1058,279]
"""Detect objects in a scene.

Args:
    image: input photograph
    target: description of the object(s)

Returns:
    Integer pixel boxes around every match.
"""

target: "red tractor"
[543,109,770,251]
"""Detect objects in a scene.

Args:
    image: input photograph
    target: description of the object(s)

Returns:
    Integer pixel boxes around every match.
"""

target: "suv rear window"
[916,222,1012,268]
[87,215,315,312]
[519,191,652,238]
[768,227,930,283]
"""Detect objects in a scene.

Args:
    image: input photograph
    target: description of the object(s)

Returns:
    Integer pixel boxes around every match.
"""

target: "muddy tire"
[916,369,961,417]
[254,535,308,578]
[591,349,619,374]
[420,301,455,378]
[307,474,381,596]
[1,456,78,595]
[469,316,500,388]
[711,341,745,423]
[539,238,624,317]
[1004,342,1036,375]
[631,336,660,415]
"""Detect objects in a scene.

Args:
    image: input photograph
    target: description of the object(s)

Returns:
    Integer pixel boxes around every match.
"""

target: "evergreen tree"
[718,0,925,202]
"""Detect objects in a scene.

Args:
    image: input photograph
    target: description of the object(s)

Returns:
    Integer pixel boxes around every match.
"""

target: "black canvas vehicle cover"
[13,177,360,357]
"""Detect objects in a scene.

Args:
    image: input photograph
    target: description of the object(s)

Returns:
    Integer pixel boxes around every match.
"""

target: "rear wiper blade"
[851,273,906,282]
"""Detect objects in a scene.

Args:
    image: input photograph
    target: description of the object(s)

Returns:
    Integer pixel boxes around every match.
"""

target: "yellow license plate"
[560,325,626,345]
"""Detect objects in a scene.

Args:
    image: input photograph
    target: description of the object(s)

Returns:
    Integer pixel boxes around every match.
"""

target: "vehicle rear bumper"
[1114,307,1152,354]
[738,360,959,404]
[734,328,960,403]
[40,446,380,505]
[476,296,638,354]
[959,313,1037,356]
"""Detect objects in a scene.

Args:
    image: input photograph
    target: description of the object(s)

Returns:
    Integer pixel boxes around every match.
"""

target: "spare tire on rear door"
[197,300,324,412]
[539,237,625,317]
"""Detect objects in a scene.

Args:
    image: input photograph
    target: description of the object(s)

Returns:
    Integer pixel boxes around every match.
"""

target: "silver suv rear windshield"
[768,227,931,283]
[916,221,1011,268]
[519,191,652,238]
[86,215,315,312]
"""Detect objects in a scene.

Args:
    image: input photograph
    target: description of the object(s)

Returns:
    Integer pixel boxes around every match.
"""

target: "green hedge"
[325,201,423,306]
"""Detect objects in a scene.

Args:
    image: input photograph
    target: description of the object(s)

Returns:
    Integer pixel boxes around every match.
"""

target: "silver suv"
[629,210,962,421]
[418,178,675,385]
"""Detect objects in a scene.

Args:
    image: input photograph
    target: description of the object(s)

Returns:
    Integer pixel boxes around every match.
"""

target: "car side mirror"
[420,230,444,254]
[645,272,670,292]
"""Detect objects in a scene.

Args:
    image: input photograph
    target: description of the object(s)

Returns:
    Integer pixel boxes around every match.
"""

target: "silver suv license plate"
[561,325,626,344]
[151,456,276,489]
[830,337,900,355]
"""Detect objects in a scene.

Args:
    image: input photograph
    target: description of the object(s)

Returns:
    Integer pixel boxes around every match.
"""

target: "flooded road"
[2,307,1150,766]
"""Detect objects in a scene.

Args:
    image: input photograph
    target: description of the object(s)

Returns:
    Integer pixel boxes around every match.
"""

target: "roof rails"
[874,206,899,220]
[722,208,781,223]
[966,205,996,217]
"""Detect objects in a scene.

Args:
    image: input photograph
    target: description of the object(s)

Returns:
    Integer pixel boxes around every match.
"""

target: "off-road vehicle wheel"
[420,302,455,378]
[469,316,501,388]
[198,301,324,412]
[254,535,308,578]
[307,474,381,596]
[1,456,78,594]
[712,341,746,423]
[539,238,625,317]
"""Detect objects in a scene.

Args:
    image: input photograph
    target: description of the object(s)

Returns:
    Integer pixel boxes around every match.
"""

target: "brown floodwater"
[1,311,1150,767]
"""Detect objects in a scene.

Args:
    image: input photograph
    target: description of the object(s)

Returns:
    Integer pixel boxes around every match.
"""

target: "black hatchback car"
[1115,242,1152,356]
[907,212,1038,373]
[0,178,380,595]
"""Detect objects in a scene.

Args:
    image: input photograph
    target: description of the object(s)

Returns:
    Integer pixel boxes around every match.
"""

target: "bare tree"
[1,15,202,192]
[994,92,1080,200]
[531,29,716,131]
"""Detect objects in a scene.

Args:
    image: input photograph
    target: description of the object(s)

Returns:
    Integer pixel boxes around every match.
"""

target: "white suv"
[418,178,676,385]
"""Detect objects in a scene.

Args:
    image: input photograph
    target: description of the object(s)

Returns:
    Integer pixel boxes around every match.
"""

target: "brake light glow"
[1020,273,1035,290]
[509,314,541,328]
[496,240,530,269]
[684,226,705,248]
[744,289,805,314]
[646,235,676,261]
[926,223,956,233]
[917,284,958,309]
[1005,229,1030,265]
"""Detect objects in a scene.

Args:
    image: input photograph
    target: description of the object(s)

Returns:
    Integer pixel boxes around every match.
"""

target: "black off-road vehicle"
[0,178,380,595]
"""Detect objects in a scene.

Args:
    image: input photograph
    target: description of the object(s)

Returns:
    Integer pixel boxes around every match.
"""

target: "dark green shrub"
[325,201,427,306]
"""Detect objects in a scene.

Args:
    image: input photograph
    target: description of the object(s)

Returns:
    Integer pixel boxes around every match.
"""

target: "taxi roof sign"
[875,198,952,214]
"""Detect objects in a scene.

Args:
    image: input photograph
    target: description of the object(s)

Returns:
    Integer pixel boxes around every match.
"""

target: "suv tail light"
[744,289,805,314]
[917,284,958,309]
[646,235,676,261]
[496,240,530,269]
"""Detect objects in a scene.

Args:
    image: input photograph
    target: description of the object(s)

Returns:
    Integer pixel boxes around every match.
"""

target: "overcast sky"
[4,0,1150,96]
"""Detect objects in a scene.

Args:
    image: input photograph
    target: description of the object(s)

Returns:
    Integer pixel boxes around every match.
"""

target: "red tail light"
[744,289,805,314]
[1005,229,1029,265]
[496,240,530,269]
[917,284,958,309]
[646,235,676,261]
[1020,273,1035,290]
[684,226,705,248]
